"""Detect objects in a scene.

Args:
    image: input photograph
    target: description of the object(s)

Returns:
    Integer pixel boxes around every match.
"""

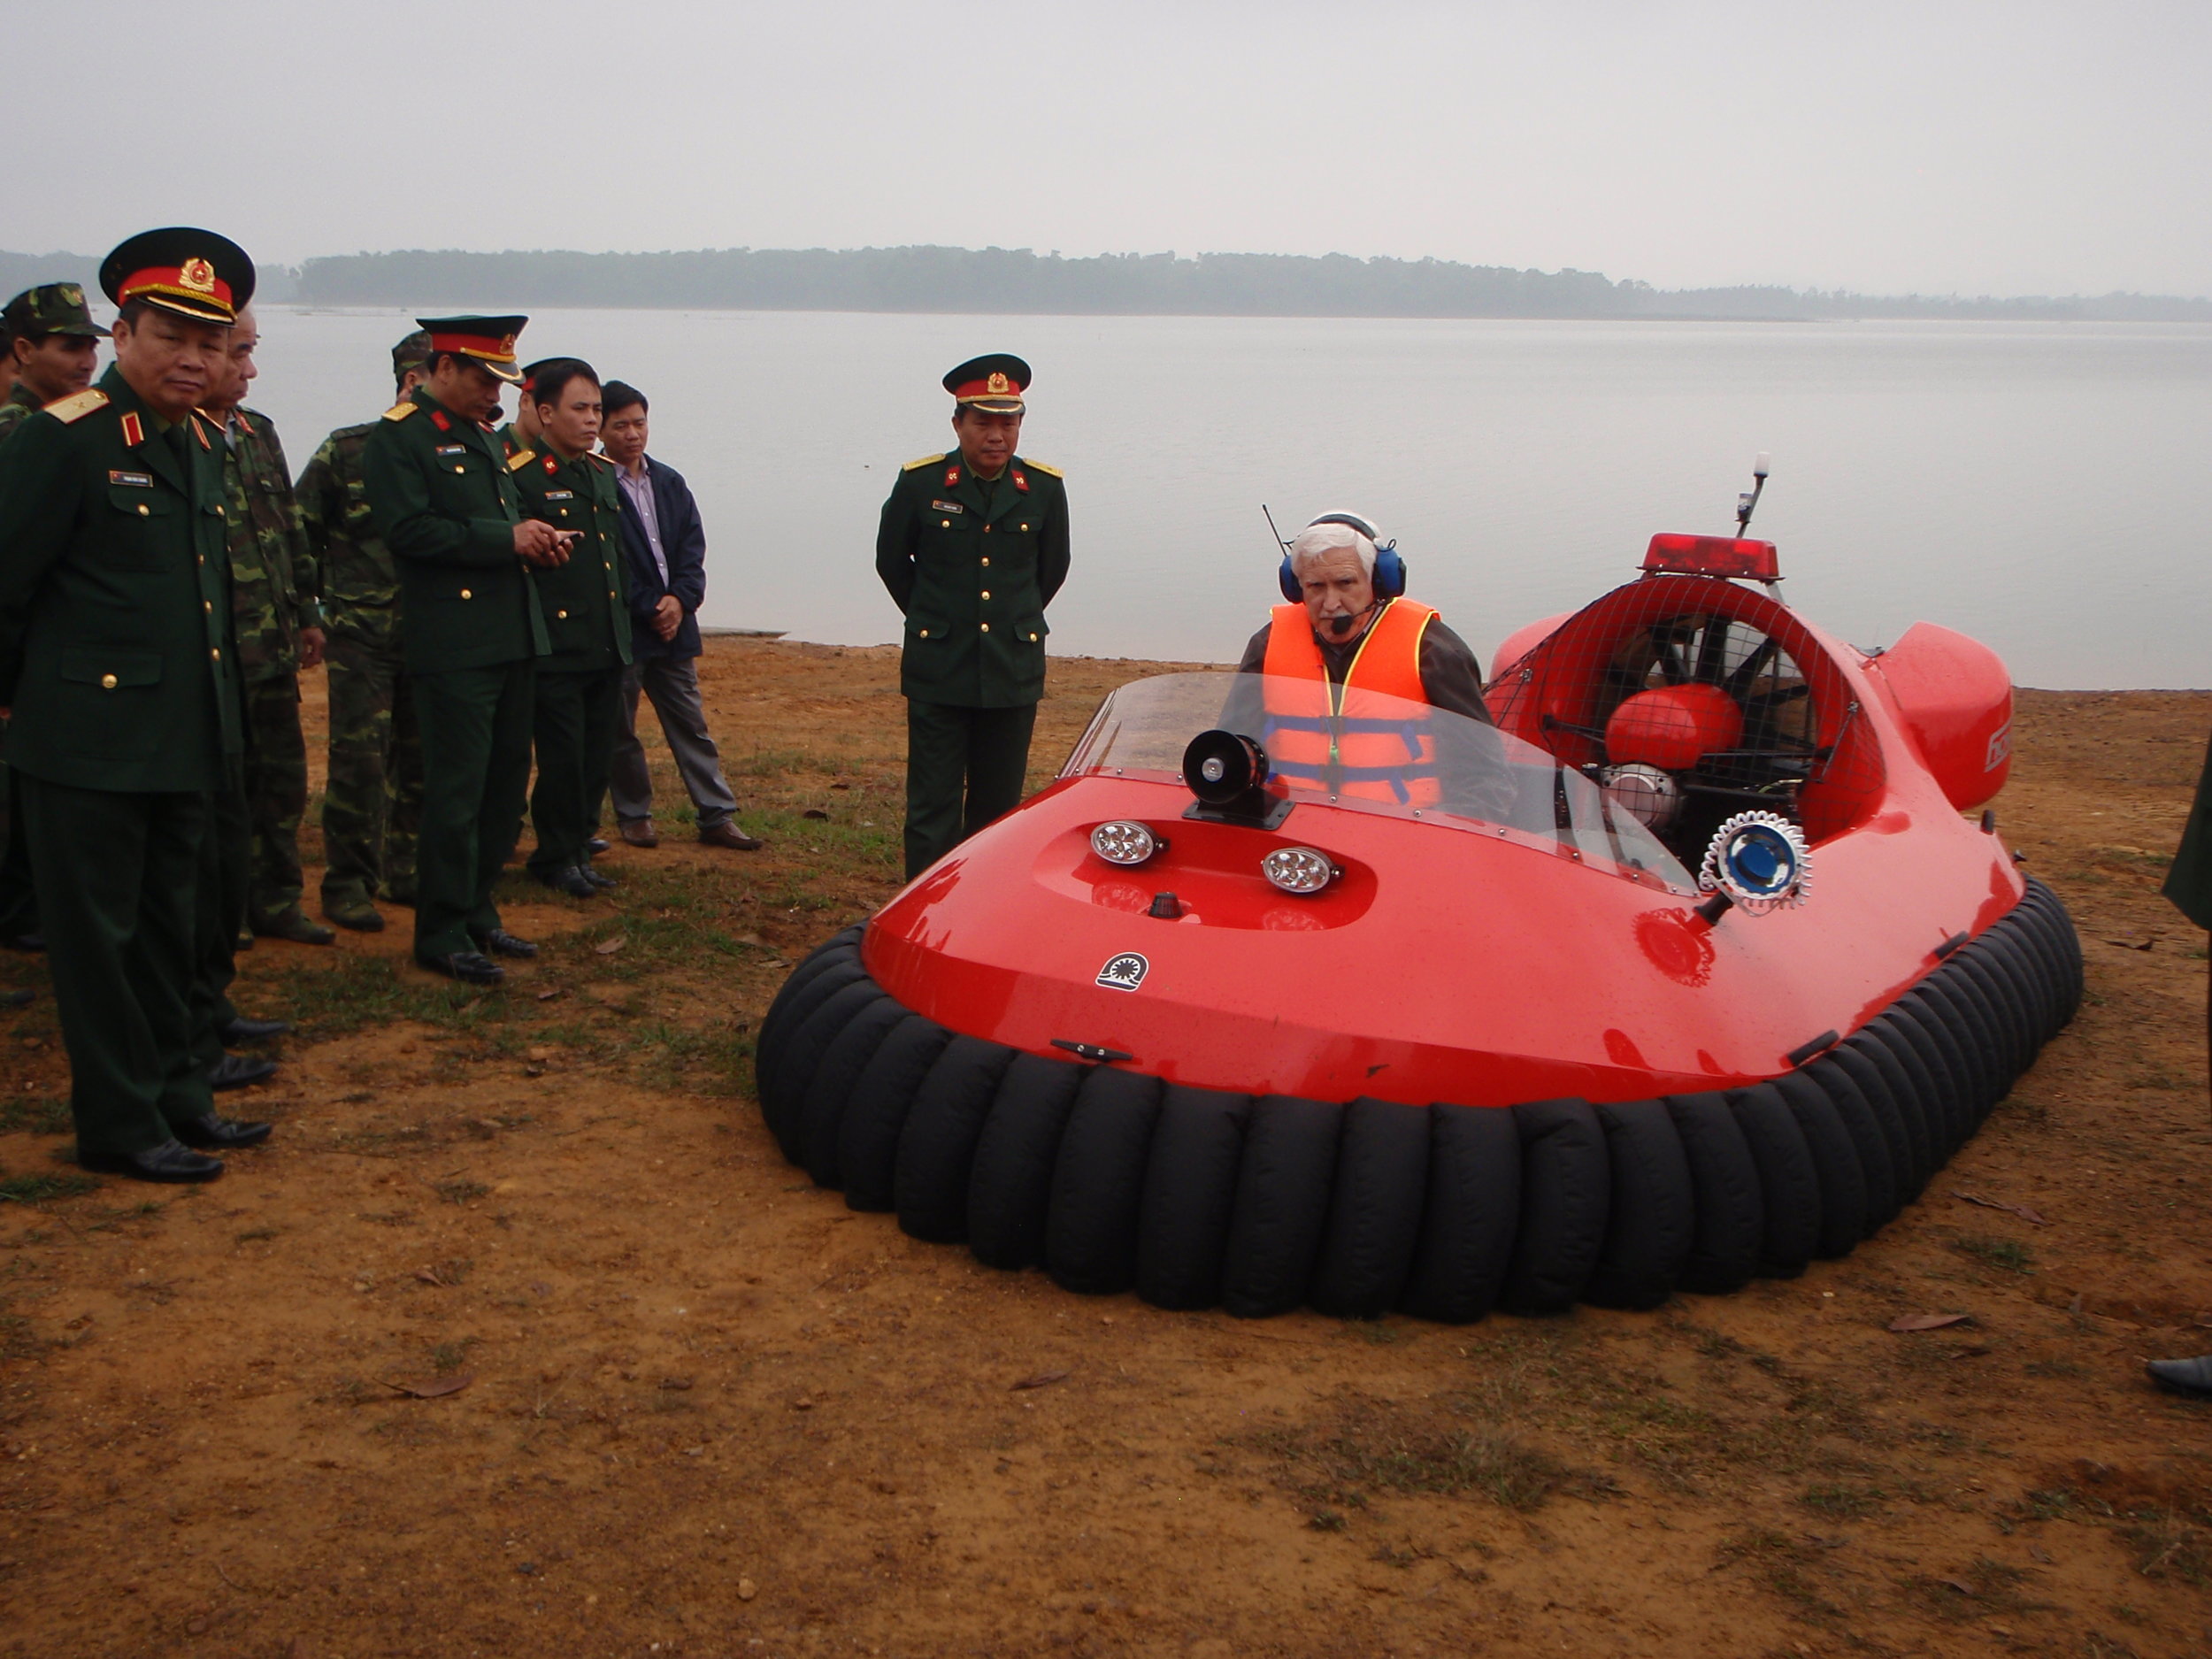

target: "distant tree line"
[4,245,2208,323]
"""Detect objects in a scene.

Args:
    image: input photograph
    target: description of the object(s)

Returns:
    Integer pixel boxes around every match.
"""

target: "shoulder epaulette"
[44,388,108,425]
[507,449,536,472]
[381,401,417,422]
[902,452,947,471]
[586,451,611,469]
[1022,458,1064,478]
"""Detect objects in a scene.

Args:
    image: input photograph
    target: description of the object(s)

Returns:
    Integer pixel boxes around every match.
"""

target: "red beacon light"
[1642,534,1778,581]
[1642,451,1778,581]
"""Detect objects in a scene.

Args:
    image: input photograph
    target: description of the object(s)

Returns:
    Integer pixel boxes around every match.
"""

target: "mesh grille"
[1486,574,1885,850]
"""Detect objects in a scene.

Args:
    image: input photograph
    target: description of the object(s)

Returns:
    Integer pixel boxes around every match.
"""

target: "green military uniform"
[511,437,631,885]
[0,366,242,1155]
[362,357,549,967]
[299,419,423,921]
[215,406,324,936]
[875,356,1069,879]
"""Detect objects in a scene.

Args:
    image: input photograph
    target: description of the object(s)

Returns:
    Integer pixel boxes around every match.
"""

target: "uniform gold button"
[557,609,569,619]
[918,628,930,639]
[980,590,991,601]
[940,518,950,528]
[983,525,992,534]
[216,505,225,518]
[136,503,149,517]
[211,649,221,661]
[1028,632,1039,641]
[1019,523,1028,532]
[980,557,990,567]
[204,600,211,613]
[100,673,117,690]
[980,622,990,633]
[608,589,617,598]
[460,588,472,600]
[558,508,569,517]
[452,465,465,473]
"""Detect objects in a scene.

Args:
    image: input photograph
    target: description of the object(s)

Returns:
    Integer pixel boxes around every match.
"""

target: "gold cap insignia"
[179,257,217,295]
[499,334,518,356]
[986,371,1010,394]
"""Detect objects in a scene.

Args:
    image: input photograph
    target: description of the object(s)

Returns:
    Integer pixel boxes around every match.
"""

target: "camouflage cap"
[391,328,433,379]
[2,282,109,342]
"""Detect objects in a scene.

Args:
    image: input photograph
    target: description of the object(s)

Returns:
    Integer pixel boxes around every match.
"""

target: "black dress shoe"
[79,1139,224,1183]
[218,1015,293,1046]
[478,928,539,959]
[418,950,504,985]
[209,1053,279,1090]
[536,864,600,898]
[588,836,611,855]
[582,864,618,890]
[2147,1356,2212,1397]
[173,1112,273,1150]
[2,931,43,953]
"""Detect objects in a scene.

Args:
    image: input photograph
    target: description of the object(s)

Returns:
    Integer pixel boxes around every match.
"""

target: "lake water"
[250,307,2212,689]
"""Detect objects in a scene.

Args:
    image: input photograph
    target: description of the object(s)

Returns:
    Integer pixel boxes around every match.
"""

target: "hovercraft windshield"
[1059,672,1694,892]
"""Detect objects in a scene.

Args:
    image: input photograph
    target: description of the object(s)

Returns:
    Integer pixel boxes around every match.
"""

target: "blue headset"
[1279,511,1407,603]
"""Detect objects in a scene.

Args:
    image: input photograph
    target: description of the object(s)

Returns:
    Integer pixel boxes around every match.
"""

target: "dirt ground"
[3,640,2211,1659]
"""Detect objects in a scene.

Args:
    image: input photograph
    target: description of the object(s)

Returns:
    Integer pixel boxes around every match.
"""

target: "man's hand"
[514,520,571,567]
[298,626,327,671]
[653,595,682,641]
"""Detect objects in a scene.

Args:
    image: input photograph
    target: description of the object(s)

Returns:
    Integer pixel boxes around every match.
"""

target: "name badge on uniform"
[544,489,575,502]
[434,443,466,456]
[108,470,153,488]
[931,500,964,514]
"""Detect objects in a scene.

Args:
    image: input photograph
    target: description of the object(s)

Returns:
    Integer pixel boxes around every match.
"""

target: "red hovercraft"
[757,460,2081,1320]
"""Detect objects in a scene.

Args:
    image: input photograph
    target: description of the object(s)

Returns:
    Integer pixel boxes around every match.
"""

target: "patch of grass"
[1950,1233,2035,1274]
[433,1179,492,1205]
[2123,1511,2212,1585]
[1251,1394,1618,1516]
[428,1337,478,1375]
[1306,1508,1347,1532]
[234,1226,278,1243]
[1712,1530,1840,1615]
[0,1095,70,1136]
[1799,1482,1886,1518]
[0,1171,100,1204]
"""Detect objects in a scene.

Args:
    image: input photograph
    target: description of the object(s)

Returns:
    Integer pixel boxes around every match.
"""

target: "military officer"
[875,355,1070,879]
[0,228,271,1182]
[0,283,106,440]
[510,358,631,896]
[363,316,565,984]
[201,305,333,947]
[298,331,431,932]
[0,284,105,953]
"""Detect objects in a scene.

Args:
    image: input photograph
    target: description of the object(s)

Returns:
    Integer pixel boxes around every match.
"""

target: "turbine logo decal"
[1096,952,1149,992]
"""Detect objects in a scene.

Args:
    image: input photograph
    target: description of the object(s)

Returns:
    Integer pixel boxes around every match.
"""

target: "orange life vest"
[1260,599,1440,805]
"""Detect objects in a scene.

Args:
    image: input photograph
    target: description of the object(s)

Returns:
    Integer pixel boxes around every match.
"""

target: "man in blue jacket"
[598,381,759,851]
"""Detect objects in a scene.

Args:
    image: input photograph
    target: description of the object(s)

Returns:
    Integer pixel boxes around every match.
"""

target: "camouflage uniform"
[217,407,323,931]
[299,423,421,914]
[0,380,38,442]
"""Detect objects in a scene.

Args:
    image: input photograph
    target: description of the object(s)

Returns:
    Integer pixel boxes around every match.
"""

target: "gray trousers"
[608,653,737,828]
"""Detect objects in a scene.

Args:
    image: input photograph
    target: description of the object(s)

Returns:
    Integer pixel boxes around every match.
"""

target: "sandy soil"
[2,641,2210,1659]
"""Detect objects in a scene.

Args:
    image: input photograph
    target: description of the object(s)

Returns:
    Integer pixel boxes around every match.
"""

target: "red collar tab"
[190,416,211,449]
[119,411,144,447]
[116,258,235,322]
[1012,469,1028,493]
[428,409,451,431]
[233,410,255,438]
[1641,534,1779,582]
[943,465,960,488]
[543,456,558,473]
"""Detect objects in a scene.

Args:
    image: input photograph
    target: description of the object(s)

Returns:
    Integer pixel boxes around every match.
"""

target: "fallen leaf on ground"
[803,809,830,820]
[1939,1578,1975,1595]
[2100,938,2155,951]
[1889,1313,1972,1333]
[1012,1370,1071,1391]
[1951,1189,2050,1225]
[535,988,564,1002]
[792,1396,814,1410]
[594,937,626,956]
[413,1267,446,1286]
[382,1373,472,1399]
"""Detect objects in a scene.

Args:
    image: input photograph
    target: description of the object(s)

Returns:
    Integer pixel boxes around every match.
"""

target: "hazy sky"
[18,0,2209,296]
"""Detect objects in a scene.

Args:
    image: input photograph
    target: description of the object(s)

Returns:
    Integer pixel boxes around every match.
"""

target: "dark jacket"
[875,450,1070,708]
[0,365,240,793]
[361,388,549,676]
[613,455,706,661]
[514,445,632,675]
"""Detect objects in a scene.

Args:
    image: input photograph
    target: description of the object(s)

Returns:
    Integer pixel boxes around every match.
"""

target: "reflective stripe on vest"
[1259,599,1440,804]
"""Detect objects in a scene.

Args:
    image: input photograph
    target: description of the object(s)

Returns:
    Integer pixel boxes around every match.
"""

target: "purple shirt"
[617,458,669,586]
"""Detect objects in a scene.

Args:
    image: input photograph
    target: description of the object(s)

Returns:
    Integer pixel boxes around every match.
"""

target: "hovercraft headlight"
[1089,821,1160,867]
[1698,810,1811,915]
[1262,846,1339,895]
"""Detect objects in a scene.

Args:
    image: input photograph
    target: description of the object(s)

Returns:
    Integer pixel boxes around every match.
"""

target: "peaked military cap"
[943,353,1031,413]
[2,283,107,342]
[99,227,253,325]
[418,315,528,383]
[391,328,434,380]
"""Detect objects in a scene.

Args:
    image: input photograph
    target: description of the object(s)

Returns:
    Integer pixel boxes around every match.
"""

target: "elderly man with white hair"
[1230,513,1491,804]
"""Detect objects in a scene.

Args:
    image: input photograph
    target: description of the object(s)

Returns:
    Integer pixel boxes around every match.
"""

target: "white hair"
[1288,521,1376,577]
